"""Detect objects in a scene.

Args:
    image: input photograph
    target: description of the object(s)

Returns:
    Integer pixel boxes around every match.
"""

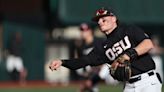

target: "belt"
[128,71,154,83]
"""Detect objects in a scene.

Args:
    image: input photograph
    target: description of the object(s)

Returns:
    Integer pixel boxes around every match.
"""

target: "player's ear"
[112,16,117,23]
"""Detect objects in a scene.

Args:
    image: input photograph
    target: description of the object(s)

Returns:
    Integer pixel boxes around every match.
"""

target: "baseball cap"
[92,7,115,22]
[79,23,91,31]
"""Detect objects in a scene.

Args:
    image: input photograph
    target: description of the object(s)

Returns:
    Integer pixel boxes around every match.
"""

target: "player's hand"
[49,59,62,71]
[111,61,119,70]
[111,54,130,69]
[122,54,130,61]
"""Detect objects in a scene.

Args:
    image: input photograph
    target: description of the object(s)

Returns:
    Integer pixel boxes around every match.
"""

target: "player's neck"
[105,23,117,35]
[85,35,94,45]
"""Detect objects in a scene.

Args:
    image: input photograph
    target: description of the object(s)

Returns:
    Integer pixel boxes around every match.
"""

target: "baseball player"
[49,7,162,92]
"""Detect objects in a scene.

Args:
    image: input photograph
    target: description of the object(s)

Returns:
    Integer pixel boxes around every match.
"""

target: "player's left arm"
[134,39,154,56]
[122,25,154,61]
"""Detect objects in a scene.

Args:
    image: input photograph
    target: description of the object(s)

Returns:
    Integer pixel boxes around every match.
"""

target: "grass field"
[0,82,163,92]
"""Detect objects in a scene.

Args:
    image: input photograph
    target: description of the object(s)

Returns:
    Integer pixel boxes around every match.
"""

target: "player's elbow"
[146,39,154,51]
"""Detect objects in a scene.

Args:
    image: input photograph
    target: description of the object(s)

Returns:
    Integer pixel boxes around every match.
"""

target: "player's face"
[98,16,117,34]
[81,30,92,40]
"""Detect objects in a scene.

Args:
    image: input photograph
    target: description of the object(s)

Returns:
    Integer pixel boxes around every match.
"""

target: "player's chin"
[99,27,105,32]
[100,29,108,33]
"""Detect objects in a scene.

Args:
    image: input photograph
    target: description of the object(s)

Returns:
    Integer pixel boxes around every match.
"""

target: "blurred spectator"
[6,32,27,84]
[75,23,118,92]
[150,35,163,82]
[98,64,119,85]
[76,23,101,92]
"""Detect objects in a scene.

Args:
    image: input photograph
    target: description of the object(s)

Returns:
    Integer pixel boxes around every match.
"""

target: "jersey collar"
[106,25,119,38]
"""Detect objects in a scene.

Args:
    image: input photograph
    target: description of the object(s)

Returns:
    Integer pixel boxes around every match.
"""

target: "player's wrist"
[124,48,138,61]
[61,60,65,65]
[122,54,130,61]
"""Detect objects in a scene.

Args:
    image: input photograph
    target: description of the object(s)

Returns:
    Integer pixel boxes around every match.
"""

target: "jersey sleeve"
[126,25,150,44]
[62,45,107,70]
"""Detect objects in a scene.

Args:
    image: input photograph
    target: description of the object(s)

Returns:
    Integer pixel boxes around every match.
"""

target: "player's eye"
[102,19,106,23]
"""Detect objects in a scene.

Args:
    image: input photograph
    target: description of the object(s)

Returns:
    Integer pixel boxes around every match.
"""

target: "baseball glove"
[109,56,132,81]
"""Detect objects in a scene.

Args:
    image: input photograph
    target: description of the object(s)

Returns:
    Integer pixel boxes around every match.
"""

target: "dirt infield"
[0,80,82,88]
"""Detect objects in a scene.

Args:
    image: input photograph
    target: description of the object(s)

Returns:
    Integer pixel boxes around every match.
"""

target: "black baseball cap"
[92,7,115,22]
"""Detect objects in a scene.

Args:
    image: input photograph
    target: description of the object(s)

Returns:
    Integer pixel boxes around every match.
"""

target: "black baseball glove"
[109,55,132,81]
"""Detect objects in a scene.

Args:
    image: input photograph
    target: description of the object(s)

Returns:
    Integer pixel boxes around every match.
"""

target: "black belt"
[128,71,154,83]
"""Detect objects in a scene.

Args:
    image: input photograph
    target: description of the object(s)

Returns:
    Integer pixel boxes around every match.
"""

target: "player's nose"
[98,19,103,26]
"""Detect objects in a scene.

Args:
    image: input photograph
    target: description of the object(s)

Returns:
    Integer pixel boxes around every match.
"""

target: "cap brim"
[91,14,111,22]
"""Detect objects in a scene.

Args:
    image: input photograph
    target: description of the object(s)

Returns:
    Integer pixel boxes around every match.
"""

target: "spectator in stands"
[6,32,27,84]
[72,23,119,92]
[150,35,163,83]
[73,23,103,92]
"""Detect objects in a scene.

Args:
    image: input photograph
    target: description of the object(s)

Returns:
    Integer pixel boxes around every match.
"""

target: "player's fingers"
[52,63,59,70]
[118,64,125,67]
[114,63,119,70]
[49,62,54,70]
[49,66,53,71]
[49,63,57,71]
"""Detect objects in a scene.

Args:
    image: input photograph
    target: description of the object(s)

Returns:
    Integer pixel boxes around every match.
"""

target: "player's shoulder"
[92,37,106,52]
[126,23,143,31]
[94,37,104,44]
[118,23,144,33]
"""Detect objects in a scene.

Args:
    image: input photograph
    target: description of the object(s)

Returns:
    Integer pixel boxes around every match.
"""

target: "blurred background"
[0,0,164,92]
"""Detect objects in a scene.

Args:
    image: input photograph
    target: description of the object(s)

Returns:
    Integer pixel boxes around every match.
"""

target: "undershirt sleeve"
[62,46,108,70]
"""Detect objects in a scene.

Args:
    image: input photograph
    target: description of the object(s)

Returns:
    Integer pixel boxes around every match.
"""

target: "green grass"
[0,84,163,92]
[99,85,122,92]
